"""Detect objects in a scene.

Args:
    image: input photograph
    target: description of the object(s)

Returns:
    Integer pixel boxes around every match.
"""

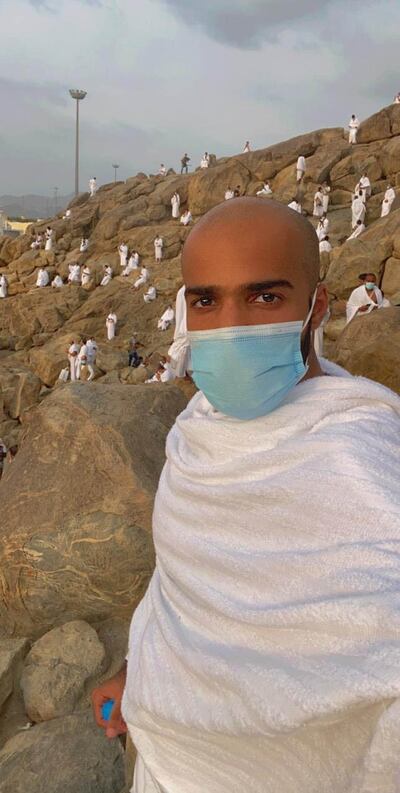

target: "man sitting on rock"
[347,219,365,240]
[92,198,400,793]
[35,267,49,288]
[134,267,149,290]
[157,304,175,331]
[319,235,332,253]
[143,285,157,303]
[346,272,390,323]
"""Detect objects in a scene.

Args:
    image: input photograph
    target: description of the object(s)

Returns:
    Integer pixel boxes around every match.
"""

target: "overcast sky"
[0,0,399,195]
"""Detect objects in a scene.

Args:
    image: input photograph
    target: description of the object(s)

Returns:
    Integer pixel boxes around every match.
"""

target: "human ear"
[310,283,329,330]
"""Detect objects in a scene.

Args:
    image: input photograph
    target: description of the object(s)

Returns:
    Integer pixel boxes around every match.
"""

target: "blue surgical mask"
[365,282,375,291]
[188,291,318,420]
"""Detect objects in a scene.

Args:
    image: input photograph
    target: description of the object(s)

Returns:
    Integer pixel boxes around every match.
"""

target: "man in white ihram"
[346,272,390,323]
[381,184,396,217]
[296,154,306,181]
[92,198,400,793]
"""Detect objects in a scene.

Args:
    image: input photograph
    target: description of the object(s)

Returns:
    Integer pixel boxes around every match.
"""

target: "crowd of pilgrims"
[0,104,398,438]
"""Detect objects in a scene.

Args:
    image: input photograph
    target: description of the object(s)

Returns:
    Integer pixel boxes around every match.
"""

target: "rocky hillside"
[0,102,400,792]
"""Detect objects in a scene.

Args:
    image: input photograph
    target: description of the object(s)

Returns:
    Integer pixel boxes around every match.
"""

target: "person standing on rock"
[89,177,97,197]
[321,182,330,213]
[134,266,149,290]
[80,237,89,253]
[351,191,366,227]
[225,186,234,200]
[180,154,190,174]
[154,235,164,262]
[31,233,43,249]
[316,214,329,241]
[171,191,181,218]
[200,153,210,169]
[313,187,324,218]
[347,219,365,240]
[106,310,117,340]
[86,337,97,380]
[243,140,251,153]
[296,155,306,182]
[348,114,360,144]
[355,173,371,202]
[118,242,128,269]
[68,263,81,284]
[92,197,400,793]
[76,339,88,380]
[100,265,113,286]
[381,183,396,217]
[45,227,54,251]
[0,273,8,298]
[167,284,191,378]
[67,339,80,381]
[158,164,167,176]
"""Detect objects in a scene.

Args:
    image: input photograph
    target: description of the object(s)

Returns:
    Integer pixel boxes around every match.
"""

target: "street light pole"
[112,163,120,183]
[69,89,87,196]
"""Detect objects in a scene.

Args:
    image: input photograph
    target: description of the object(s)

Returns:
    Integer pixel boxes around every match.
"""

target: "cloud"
[156,0,336,48]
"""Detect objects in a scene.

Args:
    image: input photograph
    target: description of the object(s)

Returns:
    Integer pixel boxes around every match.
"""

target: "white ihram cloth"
[346,284,390,323]
[122,360,400,793]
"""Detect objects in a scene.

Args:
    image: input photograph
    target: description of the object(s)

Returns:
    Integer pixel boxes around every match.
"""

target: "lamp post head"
[112,164,119,169]
[69,89,87,101]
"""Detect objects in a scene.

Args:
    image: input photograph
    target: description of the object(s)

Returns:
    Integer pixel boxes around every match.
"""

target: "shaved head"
[181,197,328,378]
[183,198,320,291]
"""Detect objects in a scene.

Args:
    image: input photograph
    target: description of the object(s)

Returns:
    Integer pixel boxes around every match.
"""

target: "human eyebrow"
[245,280,294,291]
[185,285,220,297]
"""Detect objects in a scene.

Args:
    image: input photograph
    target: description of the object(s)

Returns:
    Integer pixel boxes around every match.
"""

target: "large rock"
[332,306,400,393]
[0,639,29,713]
[21,620,106,722]
[0,383,189,638]
[0,710,125,793]
[0,363,41,418]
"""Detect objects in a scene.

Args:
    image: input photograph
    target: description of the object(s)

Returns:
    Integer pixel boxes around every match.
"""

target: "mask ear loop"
[302,285,319,330]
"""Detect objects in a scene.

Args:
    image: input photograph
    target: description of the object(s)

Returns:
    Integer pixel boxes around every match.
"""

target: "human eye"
[192,295,216,308]
[253,292,281,304]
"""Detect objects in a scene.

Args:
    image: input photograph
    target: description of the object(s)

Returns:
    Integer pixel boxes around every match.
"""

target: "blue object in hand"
[101,699,115,722]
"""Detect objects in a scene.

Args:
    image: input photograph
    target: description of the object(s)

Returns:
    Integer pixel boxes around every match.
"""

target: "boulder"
[96,346,128,373]
[0,710,125,793]
[0,382,189,638]
[0,639,29,713]
[381,257,400,303]
[21,620,106,722]
[332,307,400,393]
[0,363,41,418]
[188,160,251,215]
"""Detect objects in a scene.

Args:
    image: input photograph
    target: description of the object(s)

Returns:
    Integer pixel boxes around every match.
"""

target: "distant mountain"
[0,193,74,220]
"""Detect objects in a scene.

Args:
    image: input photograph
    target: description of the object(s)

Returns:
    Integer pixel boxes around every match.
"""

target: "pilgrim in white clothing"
[352,193,366,226]
[288,199,302,213]
[68,264,81,284]
[225,188,234,200]
[355,175,371,201]
[158,306,175,331]
[67,341,80,381]
[44,227,53,251]
[381,186,396,217]
[348,115,359,144]
[319,237,332,253]
[171,192,181,219]
[200,153,210,169]
[321,184,331,213]
[154,236,164,262]
[76,342,88,380]
[144,285,157,303]
[296,155,306,181]
[316,216,330,241]
[106,312,117,340]
[119,243,128,268]
[31,234,43,250]
[89,177,97,197]
[134,267,149,289]
[347,221,365,240]
[80,238,89,253]
[51,275,64,288]
[313,189,324,218]
[36,268,49,287]
[243,141,251,153]
[86,338,97,381]
[346,282,389,323]
[256,183,272,197]
[100,266,113,286]
[180,210,192,226]
[158,164,167,176]
[0,274,8,298]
